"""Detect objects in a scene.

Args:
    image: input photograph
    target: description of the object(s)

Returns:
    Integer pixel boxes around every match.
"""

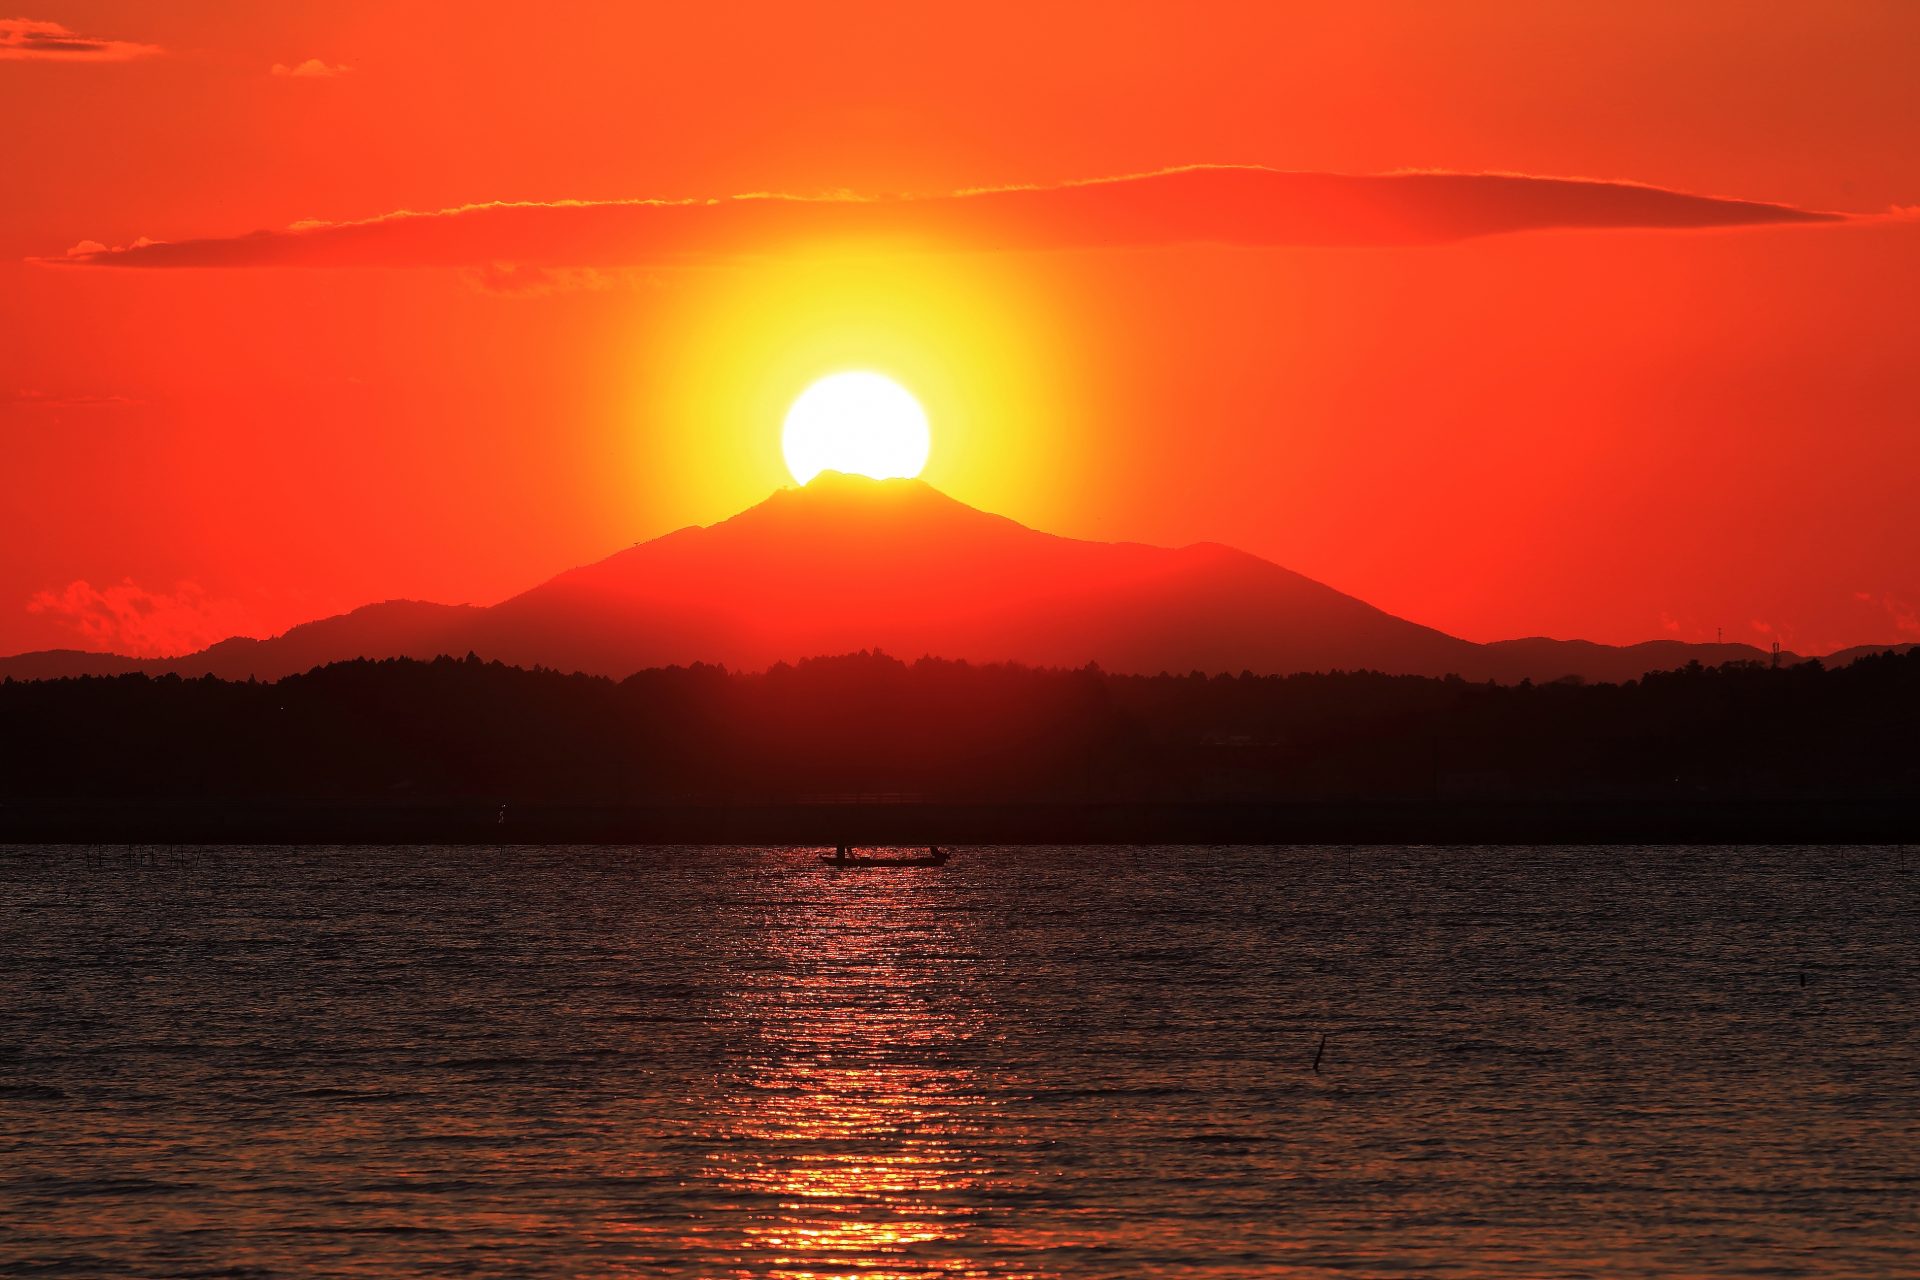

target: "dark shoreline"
[3,798,1913,846]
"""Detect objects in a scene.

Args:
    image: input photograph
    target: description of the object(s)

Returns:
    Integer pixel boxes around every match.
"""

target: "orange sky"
[4,2,1918,658]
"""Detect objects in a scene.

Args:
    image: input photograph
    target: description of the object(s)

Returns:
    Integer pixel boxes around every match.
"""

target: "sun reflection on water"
[684,850,1043,1278]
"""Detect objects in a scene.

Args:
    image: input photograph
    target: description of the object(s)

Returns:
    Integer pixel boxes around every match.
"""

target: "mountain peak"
[792,469,931,495]
[712,472,1033,543]
[753,471,959,513]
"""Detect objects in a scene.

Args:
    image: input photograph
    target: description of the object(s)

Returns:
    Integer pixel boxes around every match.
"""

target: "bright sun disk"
[782,371,930,485]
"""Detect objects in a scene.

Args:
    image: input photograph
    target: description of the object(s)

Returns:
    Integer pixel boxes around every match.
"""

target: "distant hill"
[2,475,1910,683]
[2,601,481,682]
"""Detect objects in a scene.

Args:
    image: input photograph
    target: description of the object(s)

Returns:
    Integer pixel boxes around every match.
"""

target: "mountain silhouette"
[2,474,1908,683]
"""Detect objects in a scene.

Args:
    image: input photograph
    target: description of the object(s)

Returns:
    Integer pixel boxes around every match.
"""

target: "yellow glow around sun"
[782,371,931,485]
[629,247,1071,532]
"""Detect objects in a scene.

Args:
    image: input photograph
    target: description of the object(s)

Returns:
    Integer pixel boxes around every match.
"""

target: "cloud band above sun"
[50,166,1840,270]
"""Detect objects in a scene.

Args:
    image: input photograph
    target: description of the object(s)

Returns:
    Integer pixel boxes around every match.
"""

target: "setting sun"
[782,372,931,485]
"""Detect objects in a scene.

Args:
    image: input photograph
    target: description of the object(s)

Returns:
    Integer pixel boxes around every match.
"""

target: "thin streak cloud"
[272,58,349,78]
[49,166,1842,270]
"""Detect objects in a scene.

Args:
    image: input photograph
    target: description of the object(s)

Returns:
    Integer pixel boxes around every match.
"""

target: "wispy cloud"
[3,387,141,410]
[26,579,254,658]
[0,17,161,62]
[460,263,636,297]
[1857,591,1920,638]
[272,58,349,78]
[47,166,1843,270]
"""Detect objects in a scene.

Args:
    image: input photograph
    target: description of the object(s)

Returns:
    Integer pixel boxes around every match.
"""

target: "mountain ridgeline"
[2,474,1909,684]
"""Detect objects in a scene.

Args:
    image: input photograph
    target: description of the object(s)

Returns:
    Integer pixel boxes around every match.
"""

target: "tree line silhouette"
[4,648,1915,806]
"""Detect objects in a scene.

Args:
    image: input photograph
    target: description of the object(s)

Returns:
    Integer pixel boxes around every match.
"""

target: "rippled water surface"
[2,845,1917,1278]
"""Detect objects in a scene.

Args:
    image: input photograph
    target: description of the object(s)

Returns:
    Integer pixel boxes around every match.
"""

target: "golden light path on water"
[686,855,1038,1277]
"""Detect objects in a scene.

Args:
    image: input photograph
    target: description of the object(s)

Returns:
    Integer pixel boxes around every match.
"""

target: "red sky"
[4,2,1918,658]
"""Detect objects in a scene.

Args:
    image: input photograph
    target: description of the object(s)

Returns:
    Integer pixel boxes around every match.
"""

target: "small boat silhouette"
[818,845,950,868]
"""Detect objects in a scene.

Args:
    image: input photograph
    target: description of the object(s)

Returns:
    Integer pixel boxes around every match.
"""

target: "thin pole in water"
[1313,1032,1328,1074]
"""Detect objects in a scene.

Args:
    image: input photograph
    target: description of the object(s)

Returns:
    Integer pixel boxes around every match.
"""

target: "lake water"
[2,845,1916,1278]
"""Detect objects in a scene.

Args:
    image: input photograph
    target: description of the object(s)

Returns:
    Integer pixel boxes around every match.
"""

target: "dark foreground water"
[2,845,1916,1278]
